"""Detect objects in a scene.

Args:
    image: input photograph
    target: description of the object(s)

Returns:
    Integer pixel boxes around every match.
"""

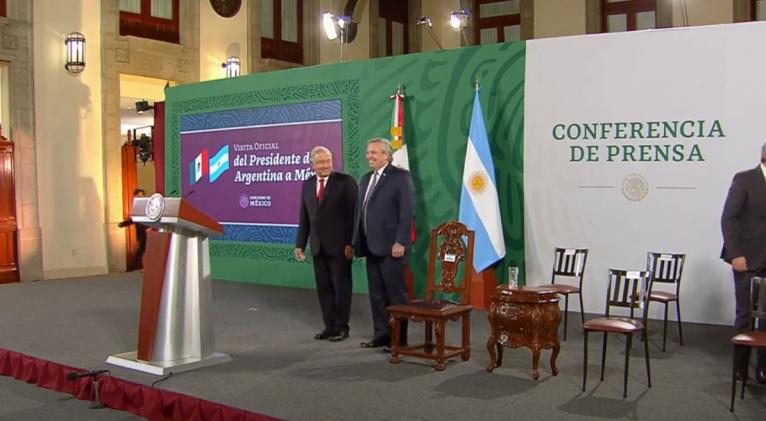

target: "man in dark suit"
[353,138,415,351]
[295,146,358,342]
[721,142,766,384]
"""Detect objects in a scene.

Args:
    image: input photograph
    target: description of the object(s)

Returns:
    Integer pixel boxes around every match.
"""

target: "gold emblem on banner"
[469,171,488,195]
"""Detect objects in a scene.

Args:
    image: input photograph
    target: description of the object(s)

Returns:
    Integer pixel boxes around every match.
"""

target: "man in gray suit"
[353,138,415,351]
[721,142,766,384]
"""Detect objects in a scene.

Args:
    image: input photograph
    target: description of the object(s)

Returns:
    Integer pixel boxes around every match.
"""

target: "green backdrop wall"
[165,42,526,296]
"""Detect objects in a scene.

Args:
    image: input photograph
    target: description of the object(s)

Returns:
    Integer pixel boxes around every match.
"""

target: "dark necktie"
[363,172,379,232]
[317,178,326,204]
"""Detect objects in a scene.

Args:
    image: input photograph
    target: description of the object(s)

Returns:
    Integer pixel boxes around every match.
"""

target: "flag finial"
[474,76,480,92]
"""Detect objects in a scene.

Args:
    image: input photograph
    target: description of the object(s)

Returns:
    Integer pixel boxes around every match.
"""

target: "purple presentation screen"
[179,100,343,243]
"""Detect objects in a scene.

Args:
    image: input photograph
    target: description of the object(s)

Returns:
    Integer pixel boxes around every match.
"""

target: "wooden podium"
[107,194,231,375]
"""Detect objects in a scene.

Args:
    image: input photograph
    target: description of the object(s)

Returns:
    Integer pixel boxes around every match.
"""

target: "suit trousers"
[366,253,409,344]
[733,270,766,372]
[313,251,352,334]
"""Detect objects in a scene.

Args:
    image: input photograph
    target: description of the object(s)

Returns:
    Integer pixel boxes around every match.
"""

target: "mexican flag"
[390,87,409,170]
[390,86,416,243]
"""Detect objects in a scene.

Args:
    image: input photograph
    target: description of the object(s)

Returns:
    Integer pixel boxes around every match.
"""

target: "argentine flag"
[209,145,230,183]
[459,89,506,272]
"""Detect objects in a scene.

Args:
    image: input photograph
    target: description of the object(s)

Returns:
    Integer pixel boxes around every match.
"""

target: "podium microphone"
[67,369,110,381]
[67,369,110,409]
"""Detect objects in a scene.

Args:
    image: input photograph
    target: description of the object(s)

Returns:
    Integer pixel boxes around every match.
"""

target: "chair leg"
[563,295,570,341]
[624,334,633,399]
[390,315,400,364]
[600,332,608,382]
[461,312,471,361]
[643,328,651,388]
[741,359,748,400]
[731,345,738,412]
[424,321,433,354]
[582,330,589,391]
[578,292,585,326]
[662,303,669,352]
[435,319,446,371]
[676,300,684,346]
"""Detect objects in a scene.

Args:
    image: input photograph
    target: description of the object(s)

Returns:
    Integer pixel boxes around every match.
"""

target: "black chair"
[582,269,652,398]
[646,252,686,352]
[730,275,766,412]
[543,248,588,341]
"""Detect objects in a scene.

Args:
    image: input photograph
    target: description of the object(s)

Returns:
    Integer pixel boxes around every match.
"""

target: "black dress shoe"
[329,331,349,342]
[360,340,388,348]
[382,346,392,354]
[314,330,334,340]
[756,366,766,384]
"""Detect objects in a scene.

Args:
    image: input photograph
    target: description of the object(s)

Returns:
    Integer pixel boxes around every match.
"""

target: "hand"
[294,248,306,262]
[732,256,747,272]
[344,245,354,260]
[392,242,405,258]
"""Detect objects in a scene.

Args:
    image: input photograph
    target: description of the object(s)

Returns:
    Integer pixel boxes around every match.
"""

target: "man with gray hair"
[721,141,766,384]
[353,138,415,352]
[295,146,358,342]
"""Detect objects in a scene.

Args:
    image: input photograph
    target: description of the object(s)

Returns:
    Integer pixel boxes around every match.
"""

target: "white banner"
[524,22,766,325]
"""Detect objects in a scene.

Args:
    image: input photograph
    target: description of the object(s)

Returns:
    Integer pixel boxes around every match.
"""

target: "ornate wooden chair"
[645,252,686,352]
[730,275,766,412]
[582,269,652,398]
[387,221,475,371]
[542,248,588,340]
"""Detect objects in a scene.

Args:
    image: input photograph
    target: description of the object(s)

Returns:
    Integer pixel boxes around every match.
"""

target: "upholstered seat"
[731,331,766,347]
[582,269,652,398]
[388,221,475,371]
[648,290,677,302]
[583,317,644,333]
[388,299,469,315]
[546,284,580,294]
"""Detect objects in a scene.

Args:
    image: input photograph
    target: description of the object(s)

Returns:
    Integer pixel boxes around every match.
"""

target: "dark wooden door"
[0,140,19,283]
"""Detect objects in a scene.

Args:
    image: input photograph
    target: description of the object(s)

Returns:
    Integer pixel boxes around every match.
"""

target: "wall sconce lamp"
[64,32,86,74]
[449,8,471,45]
[416,17,443,50]
[222,56,241,78]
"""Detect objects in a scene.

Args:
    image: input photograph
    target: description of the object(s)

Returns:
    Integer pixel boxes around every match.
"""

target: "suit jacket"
[353,164,415,257]
[721,165,766,271]
[295,171,358,257]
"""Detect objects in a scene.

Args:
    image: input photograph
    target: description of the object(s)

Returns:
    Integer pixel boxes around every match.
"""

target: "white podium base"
[106,351,231,376]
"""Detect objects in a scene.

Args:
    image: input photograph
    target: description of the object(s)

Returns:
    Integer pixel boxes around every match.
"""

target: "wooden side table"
[486,285,562,379]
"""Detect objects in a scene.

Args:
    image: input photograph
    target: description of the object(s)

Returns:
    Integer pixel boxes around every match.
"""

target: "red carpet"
[0,348,283,421]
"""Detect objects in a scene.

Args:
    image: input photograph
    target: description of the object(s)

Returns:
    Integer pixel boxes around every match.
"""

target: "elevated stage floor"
[0,273,763,420]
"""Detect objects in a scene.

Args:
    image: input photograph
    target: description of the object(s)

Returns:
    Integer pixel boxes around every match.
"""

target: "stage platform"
[0,273,763,420]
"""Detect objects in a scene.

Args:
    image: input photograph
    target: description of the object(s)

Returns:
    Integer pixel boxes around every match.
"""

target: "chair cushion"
[649,291,678,302]
[387,299,472,316]
[731,331,766,347]
[583,317,644,333]
[544,284,580,294]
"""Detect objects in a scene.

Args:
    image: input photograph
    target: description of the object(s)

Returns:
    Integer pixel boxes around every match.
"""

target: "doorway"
[0,60,17,283]
[119,74,171,270]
